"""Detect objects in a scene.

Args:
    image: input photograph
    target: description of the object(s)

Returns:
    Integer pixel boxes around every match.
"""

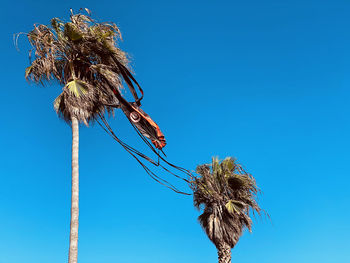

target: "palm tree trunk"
[217,242,231,263]
[68,116,79,263]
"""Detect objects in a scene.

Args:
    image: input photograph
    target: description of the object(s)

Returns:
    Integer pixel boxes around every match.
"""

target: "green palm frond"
[64,22,83,41]
[225,200,245,215]
[65,80,89,97]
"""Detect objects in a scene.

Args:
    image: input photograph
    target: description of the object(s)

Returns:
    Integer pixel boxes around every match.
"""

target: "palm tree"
[22,10,136,263]
[190,157,264,263]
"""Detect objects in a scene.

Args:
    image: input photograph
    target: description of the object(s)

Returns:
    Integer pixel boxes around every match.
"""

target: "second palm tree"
[191,157,264,263]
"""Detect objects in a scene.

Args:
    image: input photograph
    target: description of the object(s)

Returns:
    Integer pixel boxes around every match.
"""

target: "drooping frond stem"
[95,113,191,195]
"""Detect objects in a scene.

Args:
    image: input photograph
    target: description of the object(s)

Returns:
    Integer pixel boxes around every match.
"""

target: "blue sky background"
[1,0,349,262]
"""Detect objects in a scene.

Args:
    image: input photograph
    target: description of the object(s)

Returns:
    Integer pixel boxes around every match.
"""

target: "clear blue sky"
[1,0,349,262]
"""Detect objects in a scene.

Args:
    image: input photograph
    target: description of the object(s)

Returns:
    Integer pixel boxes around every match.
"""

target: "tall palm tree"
[190,157,264,263]
[22,10,136,263]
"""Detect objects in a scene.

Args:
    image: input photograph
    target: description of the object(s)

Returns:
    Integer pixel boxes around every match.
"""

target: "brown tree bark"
[68,116,79,263]
[217,242,231,263]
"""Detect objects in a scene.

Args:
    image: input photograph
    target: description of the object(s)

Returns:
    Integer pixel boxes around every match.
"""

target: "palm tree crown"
[191,157,263,251]
[24,10,133,124]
